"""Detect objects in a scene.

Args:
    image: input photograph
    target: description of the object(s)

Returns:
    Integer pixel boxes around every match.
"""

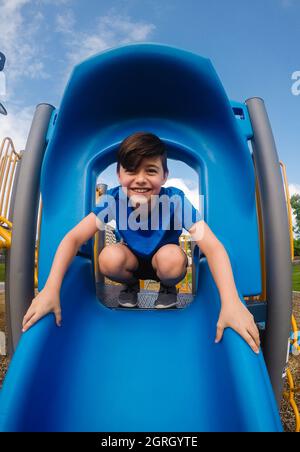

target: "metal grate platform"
[96,283,194,310]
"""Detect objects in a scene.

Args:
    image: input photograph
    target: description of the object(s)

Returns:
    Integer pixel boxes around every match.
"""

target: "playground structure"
[0,138,21,251]
[0,43,298,431]
[0,138,41,325]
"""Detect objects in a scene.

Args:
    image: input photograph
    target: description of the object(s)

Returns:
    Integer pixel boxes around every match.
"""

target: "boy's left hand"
[215,297,260,354]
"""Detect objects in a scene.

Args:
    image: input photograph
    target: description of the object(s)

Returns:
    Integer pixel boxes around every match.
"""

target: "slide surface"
[0,258,282,432]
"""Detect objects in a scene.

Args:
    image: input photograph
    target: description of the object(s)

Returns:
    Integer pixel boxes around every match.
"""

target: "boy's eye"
[124,169,157,174]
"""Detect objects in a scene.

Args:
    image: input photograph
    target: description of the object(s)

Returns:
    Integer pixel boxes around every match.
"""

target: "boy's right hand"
[22,286,62,333]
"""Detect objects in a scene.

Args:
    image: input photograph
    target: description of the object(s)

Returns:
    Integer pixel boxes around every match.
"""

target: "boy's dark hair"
[117,132,168,174]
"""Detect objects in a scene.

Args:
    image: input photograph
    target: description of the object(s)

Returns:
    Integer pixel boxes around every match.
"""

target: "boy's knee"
[154,245,187,277]
[98,244,126,275]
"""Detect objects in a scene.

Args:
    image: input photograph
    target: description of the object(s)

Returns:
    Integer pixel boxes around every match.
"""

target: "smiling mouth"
[130,188,151,193]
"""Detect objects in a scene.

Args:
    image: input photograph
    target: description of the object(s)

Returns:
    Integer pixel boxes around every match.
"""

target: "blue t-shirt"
[92,185,203,258]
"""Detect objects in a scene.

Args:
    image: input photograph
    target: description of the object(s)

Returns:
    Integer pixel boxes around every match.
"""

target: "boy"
[93,132,200,309]
[22,132,260,354]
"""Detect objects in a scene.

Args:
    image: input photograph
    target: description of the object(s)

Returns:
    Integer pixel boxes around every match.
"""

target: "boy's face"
[117,156,168,205]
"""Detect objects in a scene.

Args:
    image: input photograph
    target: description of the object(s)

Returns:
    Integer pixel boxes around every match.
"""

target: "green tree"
[294,239,300,257]
[291,194,300,256]
[291,194,300,238]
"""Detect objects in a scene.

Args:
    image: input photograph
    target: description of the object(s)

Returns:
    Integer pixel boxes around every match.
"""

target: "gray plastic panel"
[246,97,292,406]
[6,103,54,353]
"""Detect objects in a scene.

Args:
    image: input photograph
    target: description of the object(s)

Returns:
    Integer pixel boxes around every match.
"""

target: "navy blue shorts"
[122,242,188,282]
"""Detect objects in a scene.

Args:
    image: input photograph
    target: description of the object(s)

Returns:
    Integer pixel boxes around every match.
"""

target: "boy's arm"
[189,220,260,354]
[22,213,100,331]
[45,213,100,292]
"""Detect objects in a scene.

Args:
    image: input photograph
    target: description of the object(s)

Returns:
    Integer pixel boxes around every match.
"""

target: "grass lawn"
[292,263,300,291]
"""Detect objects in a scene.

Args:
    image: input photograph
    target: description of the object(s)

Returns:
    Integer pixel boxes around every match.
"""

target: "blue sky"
[0,0,299,199]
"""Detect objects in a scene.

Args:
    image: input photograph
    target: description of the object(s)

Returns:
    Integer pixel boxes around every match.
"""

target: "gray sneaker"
[155,283,178,309]
[119,280,140,308]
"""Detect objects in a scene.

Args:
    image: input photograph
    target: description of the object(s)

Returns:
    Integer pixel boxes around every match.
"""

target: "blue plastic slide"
[0,43,283,431]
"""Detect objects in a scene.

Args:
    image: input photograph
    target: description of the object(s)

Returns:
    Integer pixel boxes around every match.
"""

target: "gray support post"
[246,97,292,406]
[6,103,54,354]
[5,155,23,357]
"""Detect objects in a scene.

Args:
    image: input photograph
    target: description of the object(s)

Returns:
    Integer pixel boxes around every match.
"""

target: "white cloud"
[68,13,155,65]
[0,1,48,151]
[0,105,34,151]
[0,0,48,151]
[0,0,49,96]
[37,0,71,4]
[0,3,157,164]
[164,177,201,210]
[289,184,300,197]
[55,9,75,34]
[55,9,156,90]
